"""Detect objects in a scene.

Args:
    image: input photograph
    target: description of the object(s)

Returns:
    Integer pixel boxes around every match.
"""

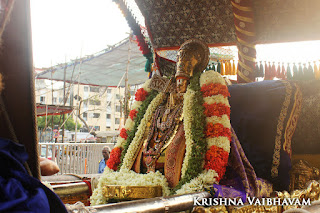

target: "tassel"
[307,62,315,80]
[276,62,281,78]
[271,62,276,79]
[286,63,292,79]
[281,63,286,79]
[217,61,221,73]
[221,61,225,75]
[314,61,320,80]
[232,60,236,75]
[293,63,298,80]
[259,61,264,78]
[298,63,304,80]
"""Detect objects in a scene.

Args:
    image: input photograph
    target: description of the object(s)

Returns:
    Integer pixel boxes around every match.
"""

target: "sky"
[30,0,130,68]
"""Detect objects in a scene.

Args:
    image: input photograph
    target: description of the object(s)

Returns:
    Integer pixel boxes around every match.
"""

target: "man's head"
[102,146,111,160]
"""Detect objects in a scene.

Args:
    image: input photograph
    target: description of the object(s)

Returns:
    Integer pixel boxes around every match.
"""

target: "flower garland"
[107,79,153,170]
[120,92,166,170]
[175,70,231,194]
[200,71,231,182]
[174,71,207,192]
[90,168,170,205]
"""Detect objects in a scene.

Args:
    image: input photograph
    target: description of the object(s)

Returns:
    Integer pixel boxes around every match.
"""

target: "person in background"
[98,146,111,173]
[40,157,60,176]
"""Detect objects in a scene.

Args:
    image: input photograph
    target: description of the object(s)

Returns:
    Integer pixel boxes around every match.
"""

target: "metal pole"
[124,36,132,122]
[94,191,211,213]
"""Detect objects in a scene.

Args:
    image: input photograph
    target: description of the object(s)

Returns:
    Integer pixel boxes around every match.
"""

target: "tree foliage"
[37,115,81,131]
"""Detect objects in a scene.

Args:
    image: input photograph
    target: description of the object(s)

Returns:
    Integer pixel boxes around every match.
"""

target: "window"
[84,86,89,92]
[115,118,120,124]
[89,99,101,105]
[53,97,57,104]
[106,114,111,119]
[107,89,112,93]
[89,113,100,118]
[130,90,135,96]
[116,105,121,112]
[83,112,87,118]
[90,86,100,93]
[93,113,100,118]
[59,97,63,103]
[94,126,100,131]
[116,94,121,99]
[40,96,45,103]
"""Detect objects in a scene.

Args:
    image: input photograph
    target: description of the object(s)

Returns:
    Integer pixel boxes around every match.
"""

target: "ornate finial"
[290,160,320,191]
[175,39,209,80]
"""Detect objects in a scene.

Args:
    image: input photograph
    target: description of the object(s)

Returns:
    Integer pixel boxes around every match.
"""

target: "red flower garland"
[201,83,230,98]
[106,147,122,171]
[120,128,128,140]
[204,145,229,182]
[135,88,148,101]
[203,103,230,118]
[129,109,138,120]
[205,123,231,140]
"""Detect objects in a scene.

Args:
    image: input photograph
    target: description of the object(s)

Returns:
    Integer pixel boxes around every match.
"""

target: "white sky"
[30,0,130,68]
[30,0,320,69]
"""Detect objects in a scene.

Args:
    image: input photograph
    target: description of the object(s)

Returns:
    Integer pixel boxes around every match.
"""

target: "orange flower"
[205,123,231,140]
[135,88,148,101]
[107,147,122,171]
[201,83,230,98]
[203,103,230,118]
[129,109,138,120]
[120,128,128,140]
[204,145,229,182]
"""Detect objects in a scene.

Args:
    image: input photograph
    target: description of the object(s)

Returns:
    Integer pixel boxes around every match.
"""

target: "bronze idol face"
[176,78,188,93]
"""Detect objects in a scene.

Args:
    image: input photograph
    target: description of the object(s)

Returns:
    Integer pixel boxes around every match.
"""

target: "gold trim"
[283,83,302,158]
[238,70,252,83]
[237,37,255,48]
[238,51,256,62]
[238,60,253,72]
[271,81,292,178]
[235,25,256,36]
[231,1,253,12]
[234,13,254,23]
[102,185,162,200]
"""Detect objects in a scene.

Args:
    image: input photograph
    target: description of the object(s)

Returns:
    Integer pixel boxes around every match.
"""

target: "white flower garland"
[200,71,231,155]
[114,79,152,149]
[90,168,170,205]
[180,88,195,179]
[120,92,166,170]
[175,170,218,195]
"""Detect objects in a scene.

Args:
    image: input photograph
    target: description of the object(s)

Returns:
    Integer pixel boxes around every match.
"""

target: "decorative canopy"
[36,38,149,87]
[133,0,320,49]
[36,104,73,117]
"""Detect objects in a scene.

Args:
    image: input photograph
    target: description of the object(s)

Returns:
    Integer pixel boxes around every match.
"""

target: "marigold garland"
[201,83,230,98]
[135,88,148,101]
[119,128,128,140]
[106,147,122,171]
[204,145,229,182]
[203,103,230,119]
[129,109,138,120]
[205,123,231,140]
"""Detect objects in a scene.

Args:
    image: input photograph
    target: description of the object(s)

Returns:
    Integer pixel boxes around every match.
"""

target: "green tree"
[37,115,81,131]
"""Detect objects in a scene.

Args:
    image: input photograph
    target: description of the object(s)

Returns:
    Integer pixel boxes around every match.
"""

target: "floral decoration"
[135,88,148,101]
[205,123,231,140]
[204,145,229,182]
[129,109,138,120]
[106,147,122,171]
[119,128,128,140]
[203,103,230,119]
[201,83,230,98]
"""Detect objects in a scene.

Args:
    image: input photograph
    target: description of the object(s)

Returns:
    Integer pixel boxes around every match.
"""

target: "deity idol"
[91,39,272,205]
